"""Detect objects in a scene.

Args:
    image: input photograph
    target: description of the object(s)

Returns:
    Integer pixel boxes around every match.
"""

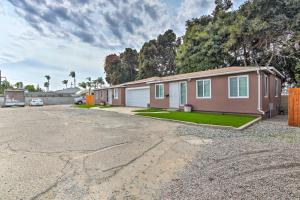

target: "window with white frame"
[196,79,211,98]
[114,88,119,99]
[264,76,268,97]
[229,75,249,98]
[275,78,279,97]
[155,84,164,99]
[180,82,187,105]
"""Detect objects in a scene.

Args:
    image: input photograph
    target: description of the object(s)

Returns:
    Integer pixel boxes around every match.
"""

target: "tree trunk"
[243,42,248,67]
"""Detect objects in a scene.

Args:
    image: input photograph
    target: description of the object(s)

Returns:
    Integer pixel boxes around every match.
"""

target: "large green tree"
[0,80,13,94]
[24,85,36,92]
[120,48,138,82]
[104,54,123,85]
[137,30,177,79]
[176,0,300,83]
[104,49,139,85]
[14,82,23,89]
[137,39,160,79]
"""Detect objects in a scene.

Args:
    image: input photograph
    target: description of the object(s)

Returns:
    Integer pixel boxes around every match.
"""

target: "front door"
[108,89,113,104]
[169,82,180,108]
[179,82,187,106]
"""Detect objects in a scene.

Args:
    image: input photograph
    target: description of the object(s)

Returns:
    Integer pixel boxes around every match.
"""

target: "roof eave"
[266,67,285,78]
[148,68,260,84]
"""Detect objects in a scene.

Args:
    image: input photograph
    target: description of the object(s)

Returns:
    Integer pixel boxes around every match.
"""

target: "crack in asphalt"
[24,142,129,200]
[115,140,181,197]
[6,142,129,155]
[102,138,164,173]
[0,136,23,146]
[29,155,73,200]
[88,138,165,187]
[27,139,166,199]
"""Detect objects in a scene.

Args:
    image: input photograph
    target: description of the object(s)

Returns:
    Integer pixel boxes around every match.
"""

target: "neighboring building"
[3,89,25,107]
[54,87,81,95]
[94,66,284,117]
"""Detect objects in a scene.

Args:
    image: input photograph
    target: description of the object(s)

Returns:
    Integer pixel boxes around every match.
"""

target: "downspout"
[257,68,265,116]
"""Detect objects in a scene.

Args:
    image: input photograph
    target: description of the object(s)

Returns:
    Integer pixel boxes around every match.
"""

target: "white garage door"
[125,86,150,107]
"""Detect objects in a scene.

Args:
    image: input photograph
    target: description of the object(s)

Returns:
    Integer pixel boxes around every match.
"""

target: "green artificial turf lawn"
[75,104,98,108]
[133,108,165,113]
[136,111,257,128]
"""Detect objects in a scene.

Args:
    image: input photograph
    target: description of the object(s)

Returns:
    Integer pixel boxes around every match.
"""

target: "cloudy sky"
[0,0,246,90]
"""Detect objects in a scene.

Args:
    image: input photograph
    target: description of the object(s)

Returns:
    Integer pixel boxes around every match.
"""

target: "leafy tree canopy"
[137,29,177,79]
[24,85,36,92]
[176,0,300,84]
[0,80,13,94]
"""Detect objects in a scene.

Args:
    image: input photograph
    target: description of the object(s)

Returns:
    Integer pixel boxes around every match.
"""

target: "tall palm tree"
[93,77,105,89]
[62,80,68,88]
[98,77,105,86]
[69,71,76,88]
[86,77,92,95]
[44,82,49,91]
[78,82,87,89]
[45,75,50,91]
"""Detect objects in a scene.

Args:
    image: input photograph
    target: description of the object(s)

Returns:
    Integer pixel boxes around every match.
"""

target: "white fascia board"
[267,67,284,78]
[125,86,150,90]
[148,69,260,84]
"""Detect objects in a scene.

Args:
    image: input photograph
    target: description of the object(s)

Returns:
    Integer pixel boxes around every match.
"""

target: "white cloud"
[1,0,246,90]
[7,0,172,49]
[175,0,215,34]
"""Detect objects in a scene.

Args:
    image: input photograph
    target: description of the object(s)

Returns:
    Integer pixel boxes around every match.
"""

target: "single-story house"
[94,66,284,117]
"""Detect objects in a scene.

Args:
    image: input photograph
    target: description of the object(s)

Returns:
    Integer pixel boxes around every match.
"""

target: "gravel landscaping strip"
[160,115,300,199]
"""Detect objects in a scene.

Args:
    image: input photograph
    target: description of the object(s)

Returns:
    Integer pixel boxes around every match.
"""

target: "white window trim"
[179,81,188,106]
[155,84,164,99]
[114,88,119,99]
[275,78,279,97]
[196,79,211,99]
[228,75,249,99]
[264,75,268,98]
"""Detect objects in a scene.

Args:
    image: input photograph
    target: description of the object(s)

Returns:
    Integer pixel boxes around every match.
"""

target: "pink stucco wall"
[111,88,125,106]
[150,83,169,108]
[96,70,282,117]
[94,89,108,104]
[261,73,282,117]
[149,72,275,115]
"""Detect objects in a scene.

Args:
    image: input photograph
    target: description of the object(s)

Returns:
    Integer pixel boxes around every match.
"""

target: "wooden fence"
[86,95,95,105]
[288,88,300,127]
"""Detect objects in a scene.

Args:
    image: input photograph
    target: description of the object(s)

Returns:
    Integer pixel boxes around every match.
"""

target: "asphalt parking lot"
[0,105,206,200]
[1,105,299,200]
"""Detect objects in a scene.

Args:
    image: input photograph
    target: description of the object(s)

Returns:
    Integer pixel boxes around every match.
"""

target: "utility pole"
[0,70,7,85]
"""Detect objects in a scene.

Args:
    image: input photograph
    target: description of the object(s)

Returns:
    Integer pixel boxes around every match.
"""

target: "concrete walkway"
[92,106,140,115]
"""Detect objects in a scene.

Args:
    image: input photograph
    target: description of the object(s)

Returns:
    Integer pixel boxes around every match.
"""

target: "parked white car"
[30,98,44,106]
[74,96,86,105]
